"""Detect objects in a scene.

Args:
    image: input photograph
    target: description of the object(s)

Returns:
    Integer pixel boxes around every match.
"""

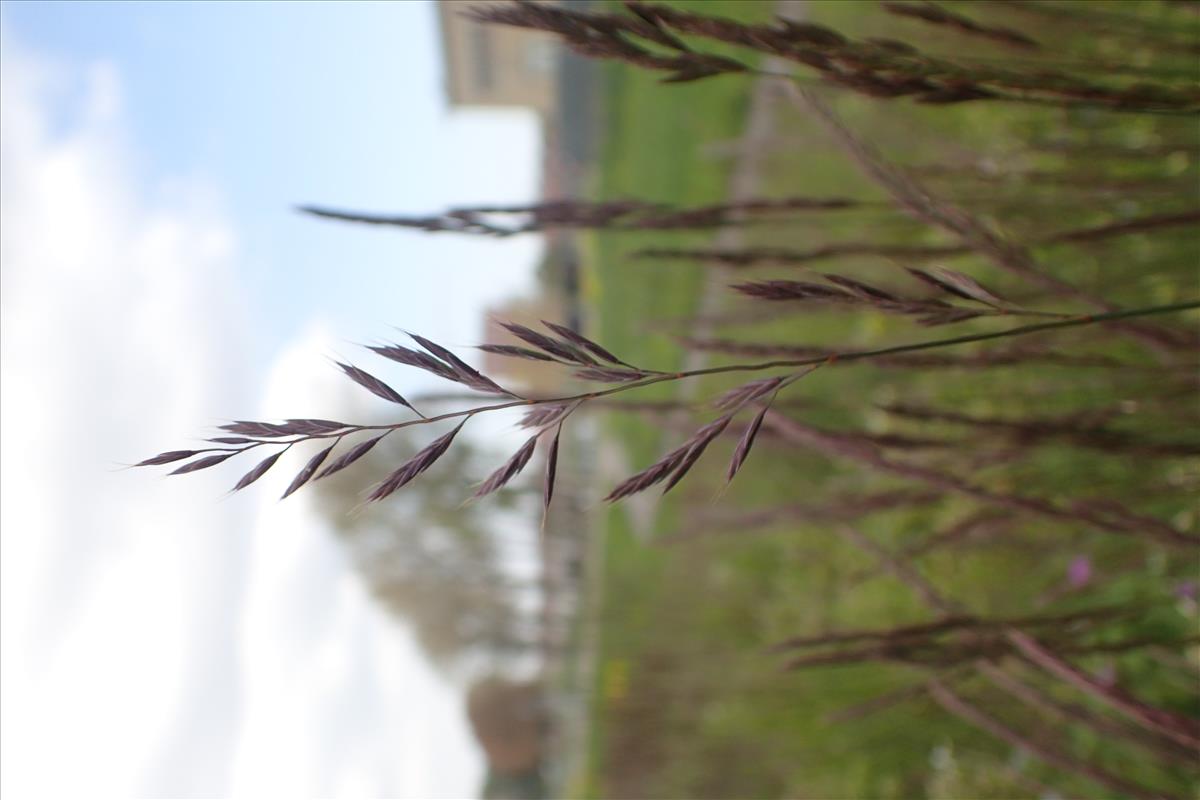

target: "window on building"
[523,39,557,74]
[471,27,494,91]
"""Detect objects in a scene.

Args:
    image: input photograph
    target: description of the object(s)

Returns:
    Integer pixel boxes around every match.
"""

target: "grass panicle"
[143,301,1199,518]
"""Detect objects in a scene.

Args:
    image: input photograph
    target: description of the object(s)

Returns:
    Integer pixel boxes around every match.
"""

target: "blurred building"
[438,1,559,115]
[436,0,597,191]
[468,677,549,799]
[437,0,596,371]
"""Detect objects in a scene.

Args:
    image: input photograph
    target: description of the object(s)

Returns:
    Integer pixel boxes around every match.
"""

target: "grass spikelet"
[280,419,352,435]
[541,320,633,367]
[474,434,540,499]
[219,421,296,438]
[336,362,421,414]
[713,376,785,412]
[726,404,771,485]
[231,451,284,492]
[169,451,238,475]
[281,442,338,499]
[409,333,513,396]
[519,403,576,430]
[367,343,460,381]
[660,414,733,494]
[925,266,1008,308]
[314,433,389,481]
[605,446,691,502]
[478,343,559,362]
[573,367,650,383]
[136,449,205,467]
[543,423,562,514]
[500,322,597,365]
[366,421,466,502]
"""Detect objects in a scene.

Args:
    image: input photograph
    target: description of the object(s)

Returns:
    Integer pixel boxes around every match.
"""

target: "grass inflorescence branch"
[139,300,1199,517]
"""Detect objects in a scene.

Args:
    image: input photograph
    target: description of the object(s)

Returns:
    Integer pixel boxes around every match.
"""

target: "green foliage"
[579,1,1199,797]
[310,416,535,672]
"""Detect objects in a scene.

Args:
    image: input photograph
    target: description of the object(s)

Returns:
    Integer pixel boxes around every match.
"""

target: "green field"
[573,2,1199,798]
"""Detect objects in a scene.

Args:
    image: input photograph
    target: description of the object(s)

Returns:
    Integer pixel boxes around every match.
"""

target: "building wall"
[438,1,560,114]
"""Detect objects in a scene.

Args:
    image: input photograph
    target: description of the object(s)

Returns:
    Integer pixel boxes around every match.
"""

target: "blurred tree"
[310,414,541,672]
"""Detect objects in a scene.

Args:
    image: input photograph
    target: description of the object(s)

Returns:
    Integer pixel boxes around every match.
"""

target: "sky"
[1,2,544,797]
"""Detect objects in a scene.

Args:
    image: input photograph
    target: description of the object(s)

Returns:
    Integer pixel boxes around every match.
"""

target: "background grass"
[574,2,1198,798]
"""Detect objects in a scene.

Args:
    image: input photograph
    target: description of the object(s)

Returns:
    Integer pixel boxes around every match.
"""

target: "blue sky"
[5,0,543,367]
[1,2,544,797]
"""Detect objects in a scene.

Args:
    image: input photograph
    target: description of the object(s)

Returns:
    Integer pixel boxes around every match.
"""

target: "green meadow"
[572,2,1199,797]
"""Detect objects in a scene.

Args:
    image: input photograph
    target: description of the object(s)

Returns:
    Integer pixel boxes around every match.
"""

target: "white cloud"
[1,24,486,800]
[228,323,484,799]
[1,28,255,798]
